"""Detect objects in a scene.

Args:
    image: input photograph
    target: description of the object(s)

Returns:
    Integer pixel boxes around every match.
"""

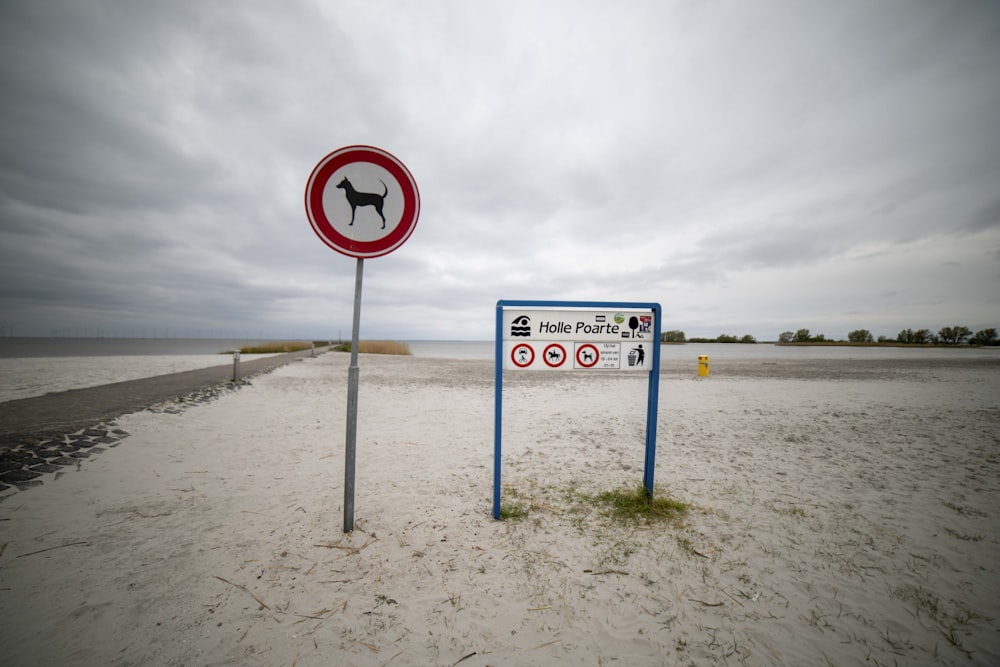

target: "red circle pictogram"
[305,145,420,258]
[511,343,535,368]
[575,343,599,368]
[543,343,567,368]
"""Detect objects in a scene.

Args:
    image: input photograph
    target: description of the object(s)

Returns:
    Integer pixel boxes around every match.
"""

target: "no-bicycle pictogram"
[511,343,534,368]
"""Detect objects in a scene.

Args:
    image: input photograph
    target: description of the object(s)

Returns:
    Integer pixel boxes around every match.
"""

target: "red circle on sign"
[576,343,599,368]
[305,145,420,258]
[511,344,535,368]
[543,343,567,368]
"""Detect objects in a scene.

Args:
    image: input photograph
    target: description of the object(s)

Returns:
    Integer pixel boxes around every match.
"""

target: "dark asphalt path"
[0,347,330,445]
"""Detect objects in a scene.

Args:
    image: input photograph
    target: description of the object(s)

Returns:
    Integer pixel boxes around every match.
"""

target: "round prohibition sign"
[576,343,599,368]
[543,343,567,368]
[511,343,535,368]
[305,145,420,259]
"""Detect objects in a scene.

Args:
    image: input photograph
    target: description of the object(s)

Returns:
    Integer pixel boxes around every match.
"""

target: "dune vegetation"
[236,341,314,354]
[333,340,411,355]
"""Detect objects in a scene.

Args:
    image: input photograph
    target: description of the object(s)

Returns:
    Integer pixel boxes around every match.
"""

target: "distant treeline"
[662,331,756,344]
[661,326,999,346]
[779,326,998,346]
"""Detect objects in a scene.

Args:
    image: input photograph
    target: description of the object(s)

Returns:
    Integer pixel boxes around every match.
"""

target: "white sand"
[1,352,997,665]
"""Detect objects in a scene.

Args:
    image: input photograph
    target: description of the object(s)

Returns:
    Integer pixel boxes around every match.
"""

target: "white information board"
[501,307,656,371]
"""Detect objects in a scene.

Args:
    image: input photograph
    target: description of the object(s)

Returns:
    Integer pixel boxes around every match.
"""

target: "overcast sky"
[1,1,998,342]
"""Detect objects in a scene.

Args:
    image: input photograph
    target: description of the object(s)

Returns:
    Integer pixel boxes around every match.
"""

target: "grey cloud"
[968,198,1000,233]
[2,0,999,340]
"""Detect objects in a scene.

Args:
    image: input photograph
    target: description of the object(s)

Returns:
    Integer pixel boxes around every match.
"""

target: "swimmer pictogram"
[510,315,531,337]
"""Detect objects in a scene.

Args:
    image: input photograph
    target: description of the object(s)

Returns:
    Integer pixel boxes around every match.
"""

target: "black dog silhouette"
[336,177,388,229]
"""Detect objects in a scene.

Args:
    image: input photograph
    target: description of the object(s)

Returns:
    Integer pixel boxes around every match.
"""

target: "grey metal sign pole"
[305,145,420,534]
[344,257,364,532]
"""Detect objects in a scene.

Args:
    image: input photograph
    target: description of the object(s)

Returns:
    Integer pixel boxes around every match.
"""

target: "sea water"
[405,340,1000,362]
[0,338,271,403]
[3,338,997,404]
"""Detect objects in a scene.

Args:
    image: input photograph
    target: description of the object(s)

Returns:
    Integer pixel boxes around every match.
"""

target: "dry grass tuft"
[590,484,689,525]
[334,340,411,356]
[238,341,313,354]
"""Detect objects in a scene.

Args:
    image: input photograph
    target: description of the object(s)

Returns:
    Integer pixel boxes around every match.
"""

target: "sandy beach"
[1,351,998,665]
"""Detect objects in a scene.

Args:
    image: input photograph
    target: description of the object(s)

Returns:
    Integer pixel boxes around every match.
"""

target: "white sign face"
[502,308,655,371]
[320,162,406,243]
[305,145,420,259]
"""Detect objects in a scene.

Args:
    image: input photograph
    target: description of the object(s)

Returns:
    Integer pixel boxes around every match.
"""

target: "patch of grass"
[675,535,701,558]
[591,484,689,525]
[893,584,980,658]
[942,501,987,518]
[499,500,530,521]
[774,505,807,518]
[944,528,984,541]
[236,341,313,354]
[334,340,412,355]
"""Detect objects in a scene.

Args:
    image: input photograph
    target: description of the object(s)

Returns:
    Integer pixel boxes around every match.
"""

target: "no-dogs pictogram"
[575,343,599,368]
[305,145,420,259]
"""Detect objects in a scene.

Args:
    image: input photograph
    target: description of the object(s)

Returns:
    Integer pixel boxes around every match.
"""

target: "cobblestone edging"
[0,379,252,503]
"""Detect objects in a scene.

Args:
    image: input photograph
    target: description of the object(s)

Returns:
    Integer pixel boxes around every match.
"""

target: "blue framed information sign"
[493,300,662,519]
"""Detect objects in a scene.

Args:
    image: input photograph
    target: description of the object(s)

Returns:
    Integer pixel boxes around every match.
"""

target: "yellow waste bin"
[697,355,710,377]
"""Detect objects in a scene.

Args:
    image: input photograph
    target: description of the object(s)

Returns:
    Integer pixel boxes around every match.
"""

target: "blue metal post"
[493,301,504,519]
[642,304,662,497]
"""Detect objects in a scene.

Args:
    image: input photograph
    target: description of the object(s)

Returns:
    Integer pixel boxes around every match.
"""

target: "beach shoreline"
[0,352,997,665]
[4,340,999,404]
[0,352,289,404]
